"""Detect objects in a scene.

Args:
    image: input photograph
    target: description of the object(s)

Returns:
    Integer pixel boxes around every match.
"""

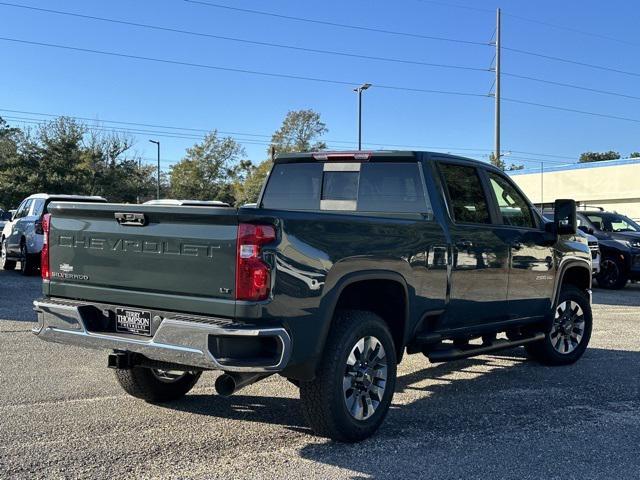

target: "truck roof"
[274,150,495,169]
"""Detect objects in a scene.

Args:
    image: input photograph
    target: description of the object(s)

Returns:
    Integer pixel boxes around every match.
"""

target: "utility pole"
[494,8,501,162]
[149,140,160,200]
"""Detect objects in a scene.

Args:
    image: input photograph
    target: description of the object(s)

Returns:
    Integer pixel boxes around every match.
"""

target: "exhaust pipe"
[215,372,271,397]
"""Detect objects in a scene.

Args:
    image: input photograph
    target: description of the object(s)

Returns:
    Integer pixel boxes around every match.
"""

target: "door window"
[487,173,535,228]
[439,164,491,224]
[15,199,32,219]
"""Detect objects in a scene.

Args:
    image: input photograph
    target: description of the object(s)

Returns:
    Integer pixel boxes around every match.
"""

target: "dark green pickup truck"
[34,151,593,441]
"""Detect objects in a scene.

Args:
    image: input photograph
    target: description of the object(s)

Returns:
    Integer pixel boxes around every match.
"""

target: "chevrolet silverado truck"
[33,151,593,442]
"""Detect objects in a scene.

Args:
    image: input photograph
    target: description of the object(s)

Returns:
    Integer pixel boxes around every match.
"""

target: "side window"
[357,163,430,214]
[439,163,491,224]
[487,173,535,228]
[261,163,323,210]
[32,199,45,216]
[16,200,32,219]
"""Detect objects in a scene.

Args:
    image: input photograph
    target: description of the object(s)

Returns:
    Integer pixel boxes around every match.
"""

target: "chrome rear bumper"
[32,299,291,373]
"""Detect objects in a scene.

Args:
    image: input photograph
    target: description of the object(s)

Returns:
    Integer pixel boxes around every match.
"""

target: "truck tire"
[114,366,201,403]
[596,256,628,289]
[299,310,397,442]
[0,238,16,271]
[525,285,592,366]
[20,243,37,276]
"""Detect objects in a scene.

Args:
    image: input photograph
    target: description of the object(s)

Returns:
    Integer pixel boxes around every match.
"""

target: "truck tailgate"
[46,202,238,317]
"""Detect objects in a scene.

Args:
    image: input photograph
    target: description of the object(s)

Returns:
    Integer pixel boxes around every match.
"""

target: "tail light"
[236,223,276,301]
[41,213,51,280]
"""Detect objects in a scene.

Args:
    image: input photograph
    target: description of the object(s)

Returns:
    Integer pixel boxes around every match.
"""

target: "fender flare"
[551,257,592,310]
[316,269,411,359]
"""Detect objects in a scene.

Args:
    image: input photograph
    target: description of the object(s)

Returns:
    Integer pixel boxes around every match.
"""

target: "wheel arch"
[318,271,410,364]
[552,259,591,309]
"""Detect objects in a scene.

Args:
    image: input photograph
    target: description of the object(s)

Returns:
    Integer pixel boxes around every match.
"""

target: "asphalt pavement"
[0,268,639,479]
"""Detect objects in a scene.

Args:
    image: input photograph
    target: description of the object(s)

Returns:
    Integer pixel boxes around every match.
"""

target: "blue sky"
[1,0,638,171]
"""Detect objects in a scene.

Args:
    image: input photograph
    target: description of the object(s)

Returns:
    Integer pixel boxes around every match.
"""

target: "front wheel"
[0,238,16,271]
[299,310,397,442]
[596,256,628,289]
[526,285,592,366]
[114,366,201,402]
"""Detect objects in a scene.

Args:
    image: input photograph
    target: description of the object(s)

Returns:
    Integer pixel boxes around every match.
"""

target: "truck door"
[436,162,510,327]
[485,171,555,319]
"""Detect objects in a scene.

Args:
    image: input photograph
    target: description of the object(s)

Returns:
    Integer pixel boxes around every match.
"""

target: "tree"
[270,109,328,154]
[169,130,246,203]
[0,116,159,208]
[629,152,640,158]
[489,152,523,171]
[489,152,505,170]
[579,151,620,163]
[234,159,272,206]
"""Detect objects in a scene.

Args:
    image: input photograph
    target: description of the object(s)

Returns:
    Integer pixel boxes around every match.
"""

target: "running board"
[424,332,546,362]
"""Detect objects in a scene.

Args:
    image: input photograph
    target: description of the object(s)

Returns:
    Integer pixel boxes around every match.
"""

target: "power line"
[182,0,490,47]
[502,97,640,124]
[413,0,638,47]
[3,35,639,128]
[2,112,499,154]
[0,2,491,74]
[503,46,640,78]
[502,71,640,101]
[501,12,640,47]
[0,36,489,99]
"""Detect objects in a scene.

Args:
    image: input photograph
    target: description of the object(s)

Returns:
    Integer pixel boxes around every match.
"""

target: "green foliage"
[270,109,328,154]
[579,151,620,163]
[169,130,246,204]
[629,152,640,158]
[233,159,272,206]
[0,116,157,209]
[488,152,523,171]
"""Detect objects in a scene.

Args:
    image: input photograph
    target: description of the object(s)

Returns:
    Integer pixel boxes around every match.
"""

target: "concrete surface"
[0,269,638,479]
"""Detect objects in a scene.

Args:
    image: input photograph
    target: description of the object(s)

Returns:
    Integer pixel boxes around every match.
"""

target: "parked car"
[33,151,593,442]
[1,194,106,275]
[576,210,640,289]
[544,210,600,276]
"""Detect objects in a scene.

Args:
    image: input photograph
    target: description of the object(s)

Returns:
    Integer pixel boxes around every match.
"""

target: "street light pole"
[353,83,371,150]
[149,140,160,200]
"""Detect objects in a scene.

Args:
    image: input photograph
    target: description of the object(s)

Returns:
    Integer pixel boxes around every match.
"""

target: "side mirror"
[554,199,577,235]
[577,225,589,234]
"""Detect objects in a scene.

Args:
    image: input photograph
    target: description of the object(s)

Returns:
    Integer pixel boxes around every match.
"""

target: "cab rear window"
[261,161,431,214]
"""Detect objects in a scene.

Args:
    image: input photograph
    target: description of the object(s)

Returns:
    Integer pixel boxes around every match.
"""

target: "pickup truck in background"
[33,151,593,442]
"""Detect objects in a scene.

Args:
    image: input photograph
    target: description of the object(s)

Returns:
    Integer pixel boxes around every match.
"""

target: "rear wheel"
[596,256,628,289]
[114,366,201,402]
[0,238,16,271]
[299,310,397,442]
[20,243,37,276]
[526,285,592,366]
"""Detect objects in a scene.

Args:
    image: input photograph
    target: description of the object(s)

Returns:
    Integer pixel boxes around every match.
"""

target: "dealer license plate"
[115,308,152,336]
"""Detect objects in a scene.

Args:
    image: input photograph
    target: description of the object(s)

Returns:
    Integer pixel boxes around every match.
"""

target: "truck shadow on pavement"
[166,346,639,479]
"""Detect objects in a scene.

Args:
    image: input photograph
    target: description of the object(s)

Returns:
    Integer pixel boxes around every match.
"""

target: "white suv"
[0,194,106,275]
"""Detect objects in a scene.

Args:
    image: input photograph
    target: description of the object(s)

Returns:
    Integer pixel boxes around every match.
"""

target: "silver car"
[1,194,106,275]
